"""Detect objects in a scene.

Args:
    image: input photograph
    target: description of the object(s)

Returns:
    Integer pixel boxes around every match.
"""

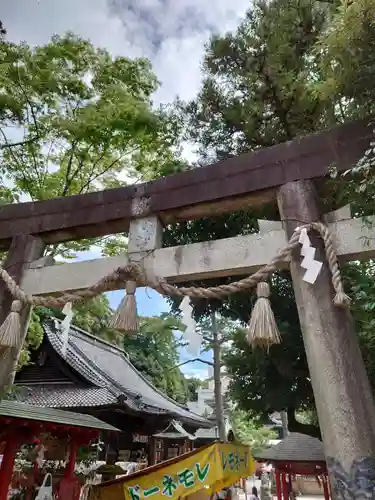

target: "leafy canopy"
[122,314,189,403]
[165,0,375,436]
[0,32,183,257]
[4,0,375,427]
[0,31,192,402]
[231,408,277,455]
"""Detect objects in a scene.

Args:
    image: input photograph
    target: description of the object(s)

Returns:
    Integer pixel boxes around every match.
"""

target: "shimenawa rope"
[0,222,350,349]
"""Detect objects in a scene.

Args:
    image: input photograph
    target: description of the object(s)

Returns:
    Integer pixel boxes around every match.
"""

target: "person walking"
[249,486,260,500]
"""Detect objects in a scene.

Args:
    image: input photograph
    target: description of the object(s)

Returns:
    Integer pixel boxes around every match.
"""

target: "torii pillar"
[277,180,375,499]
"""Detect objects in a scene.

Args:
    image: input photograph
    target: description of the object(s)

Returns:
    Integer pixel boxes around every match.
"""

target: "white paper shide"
[298,228,323,284]
[61,302,73,358]
[179,296,201,356]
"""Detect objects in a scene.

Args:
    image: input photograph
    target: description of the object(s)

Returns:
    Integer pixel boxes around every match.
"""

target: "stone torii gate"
[0,118,375,498]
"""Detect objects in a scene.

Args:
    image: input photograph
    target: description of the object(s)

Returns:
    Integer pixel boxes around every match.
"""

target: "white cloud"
[2,0,129,57]
[1,0,251,317]
[180,364,209,380]
[2,0,250,104]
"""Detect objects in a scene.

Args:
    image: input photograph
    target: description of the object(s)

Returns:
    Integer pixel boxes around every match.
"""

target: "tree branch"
[61,141,77,196]
[287,407,321,439]
[77,154,127,194]
[0,136,39,150]
[263,69,294,140]
[168,358,214,371]
[0,129,34,196]
[273,358,309,379]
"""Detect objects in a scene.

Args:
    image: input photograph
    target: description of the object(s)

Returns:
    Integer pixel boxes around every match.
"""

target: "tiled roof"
[20,320,210,428]
[0,400,119,432]
[254,433,325,462]
[153,432,184,439]
[153,421,197,440]
[153,421,221,441]
[194,427,219,440]
[15,385,116,408]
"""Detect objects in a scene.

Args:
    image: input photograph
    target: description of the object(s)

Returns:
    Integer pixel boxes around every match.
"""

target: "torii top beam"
[0,119,371,250]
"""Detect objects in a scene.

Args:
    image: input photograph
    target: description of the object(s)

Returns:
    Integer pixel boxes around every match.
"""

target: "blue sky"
[2,0,250,379]
[75,250,214,378]
[108,288,214,379]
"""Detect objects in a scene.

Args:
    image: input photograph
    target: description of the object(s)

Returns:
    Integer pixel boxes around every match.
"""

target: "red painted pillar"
[288,474,293,498]
[0,433,20,500]
[281,472,289,500]
[322,474,330,500]
[275,470,282,500]
[64,439,78,478]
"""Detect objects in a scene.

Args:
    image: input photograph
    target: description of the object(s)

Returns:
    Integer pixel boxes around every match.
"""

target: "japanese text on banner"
[123,443,254,500]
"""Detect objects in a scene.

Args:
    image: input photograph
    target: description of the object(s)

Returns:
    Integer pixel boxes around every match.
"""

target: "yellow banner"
[124,442,219,500]
[213,443,254,492]
[90,442,255,500]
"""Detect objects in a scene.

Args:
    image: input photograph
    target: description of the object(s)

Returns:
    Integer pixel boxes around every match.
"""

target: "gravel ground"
[236,479,324,500]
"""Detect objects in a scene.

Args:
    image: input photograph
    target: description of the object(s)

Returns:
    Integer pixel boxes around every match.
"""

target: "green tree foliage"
[231,408,277,455]
[224,261,375,438]
[0,31,186,387]
[0,21,6,39]
[164,0,334,425]
[164,0,375,435]
[185,377,204,402]
[33,295,124,345]
[69,296,123,345]
[184,0,334,161]
[122,314,189,403]
[18,310,45,369]
[164,0,336,317]
[223,273,319,436]
[316,0,375,119]
[3,0,375,425]
[0,32,183,257]
[17,296,120,369]
[343,262,375,395]
[316,0,375,217]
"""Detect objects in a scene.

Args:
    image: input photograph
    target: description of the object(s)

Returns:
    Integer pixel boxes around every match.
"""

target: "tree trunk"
[287,408,321,439]
[280,410,289,438]
[212,311,226,442]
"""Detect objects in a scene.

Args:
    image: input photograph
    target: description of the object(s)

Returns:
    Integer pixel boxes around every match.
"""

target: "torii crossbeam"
[0,118,374,499]
[0,118,370,249]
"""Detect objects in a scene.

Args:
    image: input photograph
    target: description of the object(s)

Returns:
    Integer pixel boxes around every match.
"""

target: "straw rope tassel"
[110,280,139,333]
[0,223,349,344]
[247,282,281,348]
[0,300,23,349]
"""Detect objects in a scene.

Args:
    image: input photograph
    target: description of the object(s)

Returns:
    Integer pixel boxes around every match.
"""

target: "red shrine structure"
[0,399,119,500]
[14,319,210,465]
[255,433,330,500]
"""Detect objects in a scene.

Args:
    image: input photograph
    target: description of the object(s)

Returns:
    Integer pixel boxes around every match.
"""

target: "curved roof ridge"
[45,321,163,414]
[60,321,132,358]
[66,321,209,420]
[46,322,110,390]
[255,432,325,463]
[70,337,168,415]
[44,319,210,427]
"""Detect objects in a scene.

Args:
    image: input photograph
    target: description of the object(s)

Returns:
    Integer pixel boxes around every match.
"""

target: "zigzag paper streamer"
[61,302,73,358]
[179,296,201,356]
[298,228,323,284]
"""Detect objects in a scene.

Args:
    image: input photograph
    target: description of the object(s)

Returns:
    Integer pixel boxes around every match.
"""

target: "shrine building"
[14,318,212,465]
